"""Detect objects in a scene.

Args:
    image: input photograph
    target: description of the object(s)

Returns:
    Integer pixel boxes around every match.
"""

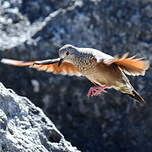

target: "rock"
[0,0,152,152]
[0,83,80,152]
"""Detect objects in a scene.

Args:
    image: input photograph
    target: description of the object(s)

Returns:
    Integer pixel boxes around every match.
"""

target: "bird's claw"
[87,86,108,97]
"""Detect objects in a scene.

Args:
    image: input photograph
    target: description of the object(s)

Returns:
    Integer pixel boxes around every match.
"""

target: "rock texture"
[0,83,80,152]
[0,0,152,152]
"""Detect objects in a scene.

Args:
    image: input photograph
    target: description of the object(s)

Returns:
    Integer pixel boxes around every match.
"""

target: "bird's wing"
[96,53,149,76]
[1,58,82,76]
[80,48,114,63]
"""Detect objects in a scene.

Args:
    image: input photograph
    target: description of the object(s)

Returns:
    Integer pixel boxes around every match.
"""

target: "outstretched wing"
[1,58,82,76]
[98,53,149,76]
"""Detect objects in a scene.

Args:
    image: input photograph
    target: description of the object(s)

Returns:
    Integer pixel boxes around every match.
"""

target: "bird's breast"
[73,58,98,75]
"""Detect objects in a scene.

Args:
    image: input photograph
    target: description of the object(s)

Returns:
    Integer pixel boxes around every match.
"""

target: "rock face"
[0,83,80,152]
[0,0,152,152]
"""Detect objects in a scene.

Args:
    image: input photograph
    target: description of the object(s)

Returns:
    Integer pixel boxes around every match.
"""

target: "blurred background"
[0,0,152,151]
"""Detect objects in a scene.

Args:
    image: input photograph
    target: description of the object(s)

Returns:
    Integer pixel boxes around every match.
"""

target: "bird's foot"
[87,86,108,97]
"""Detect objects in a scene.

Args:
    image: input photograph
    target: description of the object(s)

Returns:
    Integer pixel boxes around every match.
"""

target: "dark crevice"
[47,129,62,143]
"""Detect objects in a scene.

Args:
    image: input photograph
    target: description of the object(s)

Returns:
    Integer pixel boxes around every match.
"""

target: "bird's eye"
[66,51,69,56]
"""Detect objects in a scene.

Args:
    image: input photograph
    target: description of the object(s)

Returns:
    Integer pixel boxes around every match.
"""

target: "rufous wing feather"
[32,62,82,76]
[1,58,34,66]
[104,53,149,76]
[1,58,82,76]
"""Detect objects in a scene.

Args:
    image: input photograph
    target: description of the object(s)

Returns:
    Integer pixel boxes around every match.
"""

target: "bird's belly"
[86,72,109,86]
[84,64,123,87]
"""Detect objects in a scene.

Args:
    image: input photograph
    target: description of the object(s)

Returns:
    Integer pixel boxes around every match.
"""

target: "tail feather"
[129,90,146,104]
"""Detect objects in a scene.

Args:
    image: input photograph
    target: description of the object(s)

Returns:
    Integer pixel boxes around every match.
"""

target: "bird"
[1,44,149,103]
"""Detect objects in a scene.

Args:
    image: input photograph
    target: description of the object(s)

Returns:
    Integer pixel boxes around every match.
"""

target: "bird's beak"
[58,58,64,67]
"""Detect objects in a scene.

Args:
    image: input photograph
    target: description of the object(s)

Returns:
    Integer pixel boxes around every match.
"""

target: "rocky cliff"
[0,83,80,152]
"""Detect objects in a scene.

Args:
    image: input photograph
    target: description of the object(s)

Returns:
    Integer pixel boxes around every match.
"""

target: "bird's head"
[58,44,79,66]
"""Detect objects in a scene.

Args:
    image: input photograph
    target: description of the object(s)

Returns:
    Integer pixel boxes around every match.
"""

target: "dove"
[1,44,149,103]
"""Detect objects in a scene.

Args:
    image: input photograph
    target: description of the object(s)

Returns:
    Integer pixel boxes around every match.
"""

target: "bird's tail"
[128,89,146,104]
[119,84,146,103]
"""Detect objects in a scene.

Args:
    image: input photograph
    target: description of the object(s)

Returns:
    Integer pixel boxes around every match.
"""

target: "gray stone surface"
[0,83,80,152]
[0,0,152,152]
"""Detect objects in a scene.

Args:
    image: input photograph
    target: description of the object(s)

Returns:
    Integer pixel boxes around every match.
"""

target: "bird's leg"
[87,86,108,97]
